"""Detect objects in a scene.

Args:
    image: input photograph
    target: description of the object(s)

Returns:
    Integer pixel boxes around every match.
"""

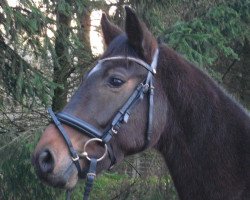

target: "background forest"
[0,0,249,199]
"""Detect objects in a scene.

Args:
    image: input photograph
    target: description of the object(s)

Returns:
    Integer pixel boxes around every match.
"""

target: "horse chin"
[36,162,78,189]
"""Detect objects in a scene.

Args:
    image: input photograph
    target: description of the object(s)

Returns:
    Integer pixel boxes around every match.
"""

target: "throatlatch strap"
[106,143,116,168]
[145,79,154,148]
[83,158,97,200]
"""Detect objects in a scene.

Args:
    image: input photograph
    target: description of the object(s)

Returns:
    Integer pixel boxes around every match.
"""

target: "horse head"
[32,7,167,189]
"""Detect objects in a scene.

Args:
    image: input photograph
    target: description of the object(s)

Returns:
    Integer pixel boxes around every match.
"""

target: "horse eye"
[108,77,125,87]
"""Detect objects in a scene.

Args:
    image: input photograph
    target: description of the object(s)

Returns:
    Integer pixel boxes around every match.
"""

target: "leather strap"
[48,108,82,174]
[99,56,156,74]
[106,143,116,168]
[83,159,97,200]
[56,112,103,138]
[144,78,154,149]
[66,190,71,200]
[102,83,146,143]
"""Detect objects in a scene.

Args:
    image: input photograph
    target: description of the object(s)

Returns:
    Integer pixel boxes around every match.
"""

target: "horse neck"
[155,45,250,200]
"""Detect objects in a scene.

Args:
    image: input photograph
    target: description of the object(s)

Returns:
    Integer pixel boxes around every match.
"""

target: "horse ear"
[101,13,123,46]
[125,6,157,63]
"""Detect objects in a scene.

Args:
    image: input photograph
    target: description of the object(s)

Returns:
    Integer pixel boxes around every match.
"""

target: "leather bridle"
[48,48,159,200]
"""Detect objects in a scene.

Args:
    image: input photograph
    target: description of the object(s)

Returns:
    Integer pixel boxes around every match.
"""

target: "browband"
[99,48,159,74]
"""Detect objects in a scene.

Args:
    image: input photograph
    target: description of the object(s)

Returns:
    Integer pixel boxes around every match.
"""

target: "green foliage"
[1,2,55,107]
[0,130,62,200]
[129,0,250,83]
[163,1,250,71]
[130,0,170,35]
[0,0,93,108]
[0,59,57,107]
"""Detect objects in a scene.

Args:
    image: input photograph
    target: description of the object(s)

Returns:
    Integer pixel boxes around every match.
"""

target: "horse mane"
[156,43,250,199]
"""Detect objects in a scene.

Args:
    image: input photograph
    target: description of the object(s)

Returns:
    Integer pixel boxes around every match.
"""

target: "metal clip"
[143,83,149,93]
[123,113,130,123]
[87,172,96,177]
[111,126,118,134]
[72,154,79,162]
[81,151,88,157]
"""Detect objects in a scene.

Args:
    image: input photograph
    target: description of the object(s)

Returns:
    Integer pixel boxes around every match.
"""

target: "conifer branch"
[0,40,54,84]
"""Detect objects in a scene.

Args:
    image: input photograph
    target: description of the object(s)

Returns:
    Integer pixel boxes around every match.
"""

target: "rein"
[48,48,159,200]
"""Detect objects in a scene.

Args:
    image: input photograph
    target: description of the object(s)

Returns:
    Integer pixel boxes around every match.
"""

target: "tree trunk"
[52,0,72,111]
[77,7,92,67]
[78,8,91,52]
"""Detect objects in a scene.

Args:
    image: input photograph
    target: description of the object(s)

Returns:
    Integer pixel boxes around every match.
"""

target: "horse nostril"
[38,149,55,174]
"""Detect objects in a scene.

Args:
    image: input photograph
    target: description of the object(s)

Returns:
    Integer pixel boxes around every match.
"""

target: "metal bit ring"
[80,138,108,162]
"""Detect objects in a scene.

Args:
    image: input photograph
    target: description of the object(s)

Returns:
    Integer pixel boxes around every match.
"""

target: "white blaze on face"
[87,62,102,78]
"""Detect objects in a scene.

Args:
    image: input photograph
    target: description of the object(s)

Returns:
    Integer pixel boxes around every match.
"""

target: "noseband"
[48,48,159,200]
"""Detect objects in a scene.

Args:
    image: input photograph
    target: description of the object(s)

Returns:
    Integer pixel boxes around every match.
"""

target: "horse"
[32,6,250,200]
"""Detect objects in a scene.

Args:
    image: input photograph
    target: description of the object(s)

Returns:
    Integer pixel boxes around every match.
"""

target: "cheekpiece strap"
[48,108,82,173]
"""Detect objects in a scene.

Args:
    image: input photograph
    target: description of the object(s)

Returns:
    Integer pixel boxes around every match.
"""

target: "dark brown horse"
[32,7,250,200]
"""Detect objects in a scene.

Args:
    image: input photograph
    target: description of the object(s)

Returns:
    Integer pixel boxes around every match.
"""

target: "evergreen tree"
[0,0,95,135]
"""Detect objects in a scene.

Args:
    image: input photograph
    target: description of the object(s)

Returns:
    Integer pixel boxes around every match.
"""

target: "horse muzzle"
[32,148,78,189]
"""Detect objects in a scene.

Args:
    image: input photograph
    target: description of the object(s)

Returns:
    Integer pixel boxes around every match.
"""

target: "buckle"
[142,83,149,93]
[72,154,79,162]
[87,172,96,177]
[111,126,118,134]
